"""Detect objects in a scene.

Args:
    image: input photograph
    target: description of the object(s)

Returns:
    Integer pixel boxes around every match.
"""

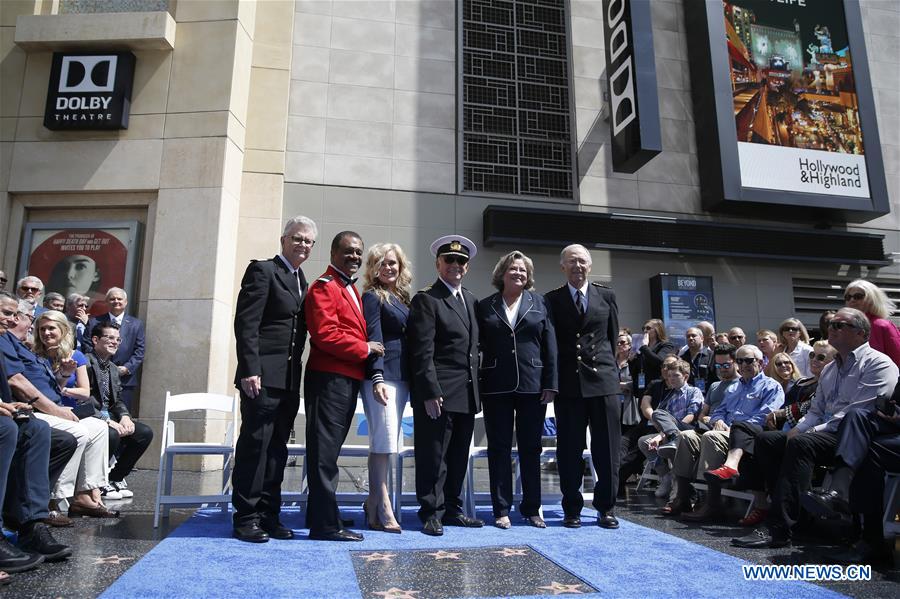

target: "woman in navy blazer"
[360,243,412,533]
[476,250,558,529]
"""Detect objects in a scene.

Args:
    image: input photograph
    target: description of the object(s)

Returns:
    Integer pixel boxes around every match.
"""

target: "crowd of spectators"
[616,279,900,565]
[0,274,149,581]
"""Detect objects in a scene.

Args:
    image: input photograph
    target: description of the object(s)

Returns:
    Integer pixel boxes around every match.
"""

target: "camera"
[875,393,896,417]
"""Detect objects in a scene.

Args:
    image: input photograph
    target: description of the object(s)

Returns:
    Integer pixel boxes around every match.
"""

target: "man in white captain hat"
[406,235,483,536]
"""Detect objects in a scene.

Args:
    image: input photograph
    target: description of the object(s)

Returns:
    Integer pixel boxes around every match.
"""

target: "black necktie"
[575,290,585,316]
[455,292,465,307]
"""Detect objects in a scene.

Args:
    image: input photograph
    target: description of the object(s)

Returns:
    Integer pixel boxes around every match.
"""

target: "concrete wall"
[284,0,899,341]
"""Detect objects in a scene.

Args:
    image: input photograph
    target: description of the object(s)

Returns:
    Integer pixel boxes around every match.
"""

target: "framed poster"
[18,221,142,316]
[684,0,889,222]
[650,274,716,348]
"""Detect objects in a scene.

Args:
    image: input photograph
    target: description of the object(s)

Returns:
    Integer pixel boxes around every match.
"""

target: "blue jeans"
[1,415,52,528]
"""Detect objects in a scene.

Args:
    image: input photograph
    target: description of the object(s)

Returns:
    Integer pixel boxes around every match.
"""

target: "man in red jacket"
[304,231,384,541]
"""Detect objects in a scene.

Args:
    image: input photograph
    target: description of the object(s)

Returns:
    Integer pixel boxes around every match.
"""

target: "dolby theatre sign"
[44,52,135,131]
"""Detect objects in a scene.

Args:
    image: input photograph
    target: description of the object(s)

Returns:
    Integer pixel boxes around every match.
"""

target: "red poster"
[27,229,129,316]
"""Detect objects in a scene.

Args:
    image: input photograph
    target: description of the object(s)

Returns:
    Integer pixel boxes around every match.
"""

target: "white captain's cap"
[430,235,477,260]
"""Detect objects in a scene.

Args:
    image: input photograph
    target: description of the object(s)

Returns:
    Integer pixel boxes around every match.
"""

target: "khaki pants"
[672,429,729,480]
[34,413,109,499]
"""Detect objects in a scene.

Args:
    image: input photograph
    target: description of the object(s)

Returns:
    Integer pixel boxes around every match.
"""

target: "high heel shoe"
[363,501,383,531]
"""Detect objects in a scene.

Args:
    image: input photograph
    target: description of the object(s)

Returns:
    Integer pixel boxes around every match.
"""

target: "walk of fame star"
[492,547,529,557]
[426,550,461,560]
[372,587,421,599]
[537,581,585,595]
[359,552,397,563]
[93,555,134,565]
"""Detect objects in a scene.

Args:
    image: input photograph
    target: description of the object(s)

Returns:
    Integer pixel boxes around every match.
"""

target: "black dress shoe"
[442,513,484,528]
[831,540,893,565]
[680,502,723,523]
[233,523,270,543]
[731,527,790,549]
[801,490,851,519]
[260,521,294,540]
[309,529,363,542]
[562,515,581,529]
[597,511,619,529]
[422,517,443,536]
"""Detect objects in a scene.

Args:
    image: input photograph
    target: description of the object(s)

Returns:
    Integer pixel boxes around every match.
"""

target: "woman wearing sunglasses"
[763,352,800,394]
[776,318,813,378]
[843,279,900,366]
[765,341,836,433]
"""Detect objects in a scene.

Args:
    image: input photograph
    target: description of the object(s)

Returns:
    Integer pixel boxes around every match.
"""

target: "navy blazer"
[233,257,308,391]
[407,279,480,414]
[545,282,620,398]
[476,290,558,395]
[363,290,410,383]
[85,312,146,389]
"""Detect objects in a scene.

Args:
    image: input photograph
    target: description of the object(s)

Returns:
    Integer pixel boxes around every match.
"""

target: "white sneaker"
[100,485,123,500]
[111,480,134,499]
[655,473,673,498]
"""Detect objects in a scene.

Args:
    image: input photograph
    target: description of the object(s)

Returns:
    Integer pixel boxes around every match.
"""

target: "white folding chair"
[391,401,416,511]
[283,395,373,505]
[153,391,238,528]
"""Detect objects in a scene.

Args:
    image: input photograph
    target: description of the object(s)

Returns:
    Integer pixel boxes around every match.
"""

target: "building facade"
[1,0,897,466]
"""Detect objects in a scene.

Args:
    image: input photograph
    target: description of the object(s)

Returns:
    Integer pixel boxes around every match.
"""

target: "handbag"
[73,401,97,420]
[620,393,641,426]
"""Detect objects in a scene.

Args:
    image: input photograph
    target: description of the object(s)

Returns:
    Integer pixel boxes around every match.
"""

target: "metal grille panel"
[462,0,574,199]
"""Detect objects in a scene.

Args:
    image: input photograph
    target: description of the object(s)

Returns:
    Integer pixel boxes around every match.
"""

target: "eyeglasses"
[17,312,34,323]
[844,292,865,302]
[0,277,7,284]
[441,255,469,265]
[809,352,829,362]
[616,340,630,346]
[781,326,800,333]
[774,361,793,368]
[735,357,757,365]
[828,321,858,331]
[288,235,315,246]
[728,335,745,340]
[714,363,733,369]
[97,335,120,342]
[18,286,40,293]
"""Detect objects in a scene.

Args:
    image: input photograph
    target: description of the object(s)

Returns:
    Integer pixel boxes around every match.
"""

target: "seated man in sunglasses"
[672,345,783,522]
[732,308,898,549]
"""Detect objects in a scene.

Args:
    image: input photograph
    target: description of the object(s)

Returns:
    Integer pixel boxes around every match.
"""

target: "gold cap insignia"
[450,241,462,251]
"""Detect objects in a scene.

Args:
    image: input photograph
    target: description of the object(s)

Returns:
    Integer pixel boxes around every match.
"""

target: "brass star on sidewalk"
[372,588,421,599]
[537,581,585,595]
[93,555,134,565]
[426,549,461,560]
[492,547,529,557]
[358,552,397,563]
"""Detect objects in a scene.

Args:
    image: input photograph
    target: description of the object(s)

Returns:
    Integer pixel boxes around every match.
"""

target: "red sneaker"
[703,465,739,484]
[738,507,769,527]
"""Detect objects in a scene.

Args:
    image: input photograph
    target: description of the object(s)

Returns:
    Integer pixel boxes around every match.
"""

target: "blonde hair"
[845,279,897,320]
[765,351,801,384]
[777,318,810,347]
[32,310,75,372]
[362,243,413,306]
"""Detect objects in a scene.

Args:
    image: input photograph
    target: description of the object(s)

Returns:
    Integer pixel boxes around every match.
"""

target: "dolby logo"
[44,51,135,131]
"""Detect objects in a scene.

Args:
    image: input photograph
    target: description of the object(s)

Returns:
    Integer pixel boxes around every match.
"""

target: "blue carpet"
[101,506,846,599]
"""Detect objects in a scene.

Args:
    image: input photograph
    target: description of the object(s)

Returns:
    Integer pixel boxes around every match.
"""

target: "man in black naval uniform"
[407,235,483,536]
[545,243,621,529]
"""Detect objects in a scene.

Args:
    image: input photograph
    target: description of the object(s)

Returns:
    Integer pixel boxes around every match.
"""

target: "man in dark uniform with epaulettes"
[544,243,621,530]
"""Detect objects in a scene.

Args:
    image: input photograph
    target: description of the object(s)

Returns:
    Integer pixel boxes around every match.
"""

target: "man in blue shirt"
[676,345,783,522]
[733,308,898,549]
